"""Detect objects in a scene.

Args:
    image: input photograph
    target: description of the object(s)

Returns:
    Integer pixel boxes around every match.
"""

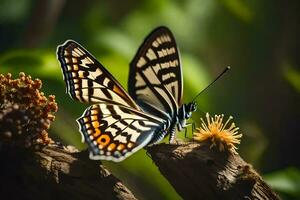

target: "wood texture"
[147,141,280,200]
[0,136,280,200]
[0,145,137,200]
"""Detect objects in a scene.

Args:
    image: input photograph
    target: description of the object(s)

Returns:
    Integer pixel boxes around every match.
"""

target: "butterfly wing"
[77,104,164,162]
[57,40,140,110]
[57,40,165,161]
[128,27,183,119]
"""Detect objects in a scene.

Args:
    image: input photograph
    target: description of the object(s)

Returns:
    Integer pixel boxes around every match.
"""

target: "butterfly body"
[57,26,196,162]
[148,102,196,145]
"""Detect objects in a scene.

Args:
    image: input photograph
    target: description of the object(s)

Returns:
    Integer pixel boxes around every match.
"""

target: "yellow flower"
[193,113,242,153]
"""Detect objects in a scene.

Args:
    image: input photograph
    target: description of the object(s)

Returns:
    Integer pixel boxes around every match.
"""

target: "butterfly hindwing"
[57,40,167,161]
[57,40,140,109]
[77,104,163,162]
[129,26,183,120]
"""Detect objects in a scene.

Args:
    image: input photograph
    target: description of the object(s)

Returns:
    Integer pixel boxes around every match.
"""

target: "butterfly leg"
[184,126,188,138]
[183,122,194,138]
[191,122,197,142]
[192,122,195,133]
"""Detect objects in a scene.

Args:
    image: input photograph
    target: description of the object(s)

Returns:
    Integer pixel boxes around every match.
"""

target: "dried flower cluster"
[193,113,242,154]
[0,72,58,148]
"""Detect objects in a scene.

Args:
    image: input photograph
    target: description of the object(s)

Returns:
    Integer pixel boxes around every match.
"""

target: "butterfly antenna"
[192,66,231,102]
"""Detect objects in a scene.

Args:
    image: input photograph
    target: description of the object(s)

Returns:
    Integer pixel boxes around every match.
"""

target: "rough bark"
[147,141,280,200]
[0,136,280,200]
[0,144,137,200]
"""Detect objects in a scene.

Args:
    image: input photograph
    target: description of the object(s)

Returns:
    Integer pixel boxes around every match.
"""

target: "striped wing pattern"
[57,40,165,161]
[57,40,139,109]
[129,26,183,120]
[77,104,163,162]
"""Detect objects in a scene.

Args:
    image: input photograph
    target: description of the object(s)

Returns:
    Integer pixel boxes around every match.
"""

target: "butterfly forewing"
[129,27,183,120]
[57,40,167,161]
[57,40,140,110]
[77,104,163,162]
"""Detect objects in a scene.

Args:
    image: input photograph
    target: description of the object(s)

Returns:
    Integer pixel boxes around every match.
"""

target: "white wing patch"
[77,104,164,162]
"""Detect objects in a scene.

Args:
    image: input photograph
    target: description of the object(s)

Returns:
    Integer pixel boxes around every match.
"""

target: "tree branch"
[0,144,137,200]
[147,141,280,200]
[0,72,137,199]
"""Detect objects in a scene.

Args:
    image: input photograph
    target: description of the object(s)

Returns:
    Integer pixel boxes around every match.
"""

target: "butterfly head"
[185,102,197,119]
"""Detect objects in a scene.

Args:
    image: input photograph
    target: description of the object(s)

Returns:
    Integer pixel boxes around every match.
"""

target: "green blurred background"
[0,0,299,199]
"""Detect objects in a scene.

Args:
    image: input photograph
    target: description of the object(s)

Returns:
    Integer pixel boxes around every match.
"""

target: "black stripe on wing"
[77,103,164,162]
[57,40,140,110]
[128,26,183,119]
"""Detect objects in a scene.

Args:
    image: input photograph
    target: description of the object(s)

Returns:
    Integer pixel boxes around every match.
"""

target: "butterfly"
[57,26,197,162]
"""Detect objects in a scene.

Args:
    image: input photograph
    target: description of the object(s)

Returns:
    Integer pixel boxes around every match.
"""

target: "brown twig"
[0,144,137,200]
[147,141,280,200]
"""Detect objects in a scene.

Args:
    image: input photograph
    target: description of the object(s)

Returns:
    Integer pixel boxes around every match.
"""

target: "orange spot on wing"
[113,85,126,97]
[92,121,100,128]
[117,144,125,151]
[93,128,101,138]
[91,115,98,121]
[107,143,116,151]
[97,134,110,147]
[113,85,137,108]
[91,109,98,115]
